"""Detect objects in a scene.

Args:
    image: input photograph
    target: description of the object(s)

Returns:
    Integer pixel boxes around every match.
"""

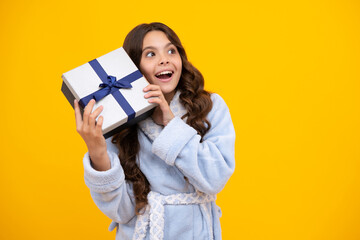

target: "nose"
[159,55,169,65]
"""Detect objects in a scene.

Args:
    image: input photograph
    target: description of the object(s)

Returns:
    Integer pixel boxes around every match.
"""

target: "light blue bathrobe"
[83,93,235,240]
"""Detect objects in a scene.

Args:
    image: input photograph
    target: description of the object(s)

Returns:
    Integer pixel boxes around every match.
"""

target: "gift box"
[61,47,156,138]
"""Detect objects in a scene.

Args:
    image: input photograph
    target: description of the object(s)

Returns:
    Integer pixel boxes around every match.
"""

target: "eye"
[145,51,155,57]
[168,48,177,54]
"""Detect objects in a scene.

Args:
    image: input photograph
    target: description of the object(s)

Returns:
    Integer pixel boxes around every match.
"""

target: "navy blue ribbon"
[79,59,143,121]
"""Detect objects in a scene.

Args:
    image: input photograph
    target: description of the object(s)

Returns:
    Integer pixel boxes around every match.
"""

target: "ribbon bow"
[93,75,132,102]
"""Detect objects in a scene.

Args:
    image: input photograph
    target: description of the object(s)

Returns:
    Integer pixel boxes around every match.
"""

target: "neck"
[164,91,176,104]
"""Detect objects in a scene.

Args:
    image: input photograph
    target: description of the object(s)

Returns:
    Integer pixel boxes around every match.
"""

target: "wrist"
[163,114,175,126]
[89,151,111,171]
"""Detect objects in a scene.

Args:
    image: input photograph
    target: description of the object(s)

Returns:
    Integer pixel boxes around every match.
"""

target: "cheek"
[140,63,152,79]
[176,57,183,71]
[146,78,155,84]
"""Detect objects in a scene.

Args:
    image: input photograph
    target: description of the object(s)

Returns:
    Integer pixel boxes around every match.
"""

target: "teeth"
[156,71,173,76]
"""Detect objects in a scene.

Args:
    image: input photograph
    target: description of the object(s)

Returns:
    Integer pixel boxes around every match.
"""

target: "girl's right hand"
[74,99,110,171]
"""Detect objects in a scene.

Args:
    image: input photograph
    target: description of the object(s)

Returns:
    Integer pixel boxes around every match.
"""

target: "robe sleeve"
[152,93,236,195]
[83,149,136,224]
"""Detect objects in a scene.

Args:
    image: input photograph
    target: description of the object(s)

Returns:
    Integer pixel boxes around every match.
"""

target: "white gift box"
[61,47,156,138]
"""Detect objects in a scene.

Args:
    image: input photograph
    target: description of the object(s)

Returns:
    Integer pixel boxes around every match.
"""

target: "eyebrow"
[142,42,174,52]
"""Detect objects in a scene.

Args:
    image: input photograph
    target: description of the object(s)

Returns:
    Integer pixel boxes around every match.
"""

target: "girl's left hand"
[143,84,174,126]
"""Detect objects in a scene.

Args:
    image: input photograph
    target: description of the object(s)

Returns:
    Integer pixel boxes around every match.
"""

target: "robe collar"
[138,91,187,142]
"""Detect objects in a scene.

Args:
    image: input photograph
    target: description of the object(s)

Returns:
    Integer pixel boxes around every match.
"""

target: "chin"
[160,86,177,95]
[157,81,179,94]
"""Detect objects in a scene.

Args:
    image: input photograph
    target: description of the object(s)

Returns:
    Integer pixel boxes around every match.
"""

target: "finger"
[83,99,95,126]
[143,84,161,92]
[143,84,152,92]
[147,97,164,106]
[95,116,104,133]
[74,99,83,128]
[89,105,103,127]
[144,90,163,99]
[150,97,170,111]
[143,85,150,92]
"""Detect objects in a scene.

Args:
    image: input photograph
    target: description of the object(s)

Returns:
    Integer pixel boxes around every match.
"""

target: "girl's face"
[140,30,182,102]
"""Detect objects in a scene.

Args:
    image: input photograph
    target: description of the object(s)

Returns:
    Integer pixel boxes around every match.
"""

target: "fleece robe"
[83,92,235,240]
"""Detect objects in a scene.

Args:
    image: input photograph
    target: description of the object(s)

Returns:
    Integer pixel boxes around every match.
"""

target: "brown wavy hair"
[111,22,213,215]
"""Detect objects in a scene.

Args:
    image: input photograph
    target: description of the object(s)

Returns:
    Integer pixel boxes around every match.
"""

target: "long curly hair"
[111,22,213,215]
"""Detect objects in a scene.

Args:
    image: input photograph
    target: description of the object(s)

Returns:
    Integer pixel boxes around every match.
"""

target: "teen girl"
[74,22,235,240]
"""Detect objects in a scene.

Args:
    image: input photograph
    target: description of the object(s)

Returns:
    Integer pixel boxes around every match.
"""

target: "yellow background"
[1,0,359,239]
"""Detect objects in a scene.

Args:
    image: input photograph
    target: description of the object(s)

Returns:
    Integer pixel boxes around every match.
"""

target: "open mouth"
[155,70,173,80]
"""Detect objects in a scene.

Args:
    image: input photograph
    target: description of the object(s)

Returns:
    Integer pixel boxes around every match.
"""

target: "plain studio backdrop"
[1,0,359,239]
